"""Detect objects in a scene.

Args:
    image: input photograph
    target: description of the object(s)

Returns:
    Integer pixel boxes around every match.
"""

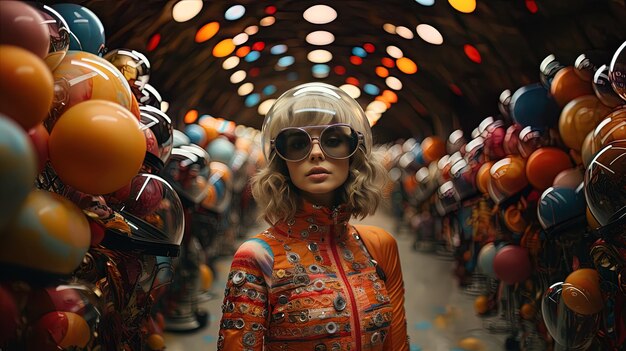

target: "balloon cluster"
[383,43,626,350]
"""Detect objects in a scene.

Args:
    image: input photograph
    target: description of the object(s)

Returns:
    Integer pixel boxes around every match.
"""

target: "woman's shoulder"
[353,224,398,247]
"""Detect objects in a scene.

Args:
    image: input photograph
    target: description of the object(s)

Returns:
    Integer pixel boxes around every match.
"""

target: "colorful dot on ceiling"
[346,77,360,86]
[350,56,363,65]
[525,0,538,13]
[312,64,331,76]
[252,41,266,51]
[286,72,298,81]
[463,44,481,63]
[352,47,367,58]
[448,0,476,13]
[249,67,260,77]
[270,44,287,55]
[236,46,251,57]
[277,55,295,67]
[415,0,435,6]
[195,22,219,43]
[147,33,161,51]
[449,83,463,96]
[244,51,261,62]
[263,84,277,95]
[363,43,375,53]
[213,38,235,57]
[265,5,277,15]
[397,57,418,74]
[184,109,199,124]
[334,65,346,75]
[245,93,261,107]
[364,84,380,95]
[382,89,398,103]
[225,4,246,21]
[381,57,395,68]
[375,96,391,109]
[375,66,389,78]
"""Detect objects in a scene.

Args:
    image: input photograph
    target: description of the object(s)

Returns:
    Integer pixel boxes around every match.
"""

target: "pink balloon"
[0,1,50,59]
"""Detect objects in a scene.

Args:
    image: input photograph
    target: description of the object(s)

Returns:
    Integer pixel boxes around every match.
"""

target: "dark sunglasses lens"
[275,129,311,161]
[320,125,358,159]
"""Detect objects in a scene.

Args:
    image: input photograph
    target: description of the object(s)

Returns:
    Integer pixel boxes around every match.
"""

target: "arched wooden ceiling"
[50,0,625,143]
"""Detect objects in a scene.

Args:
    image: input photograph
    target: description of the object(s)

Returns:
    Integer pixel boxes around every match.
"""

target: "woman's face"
[285,125,350,207]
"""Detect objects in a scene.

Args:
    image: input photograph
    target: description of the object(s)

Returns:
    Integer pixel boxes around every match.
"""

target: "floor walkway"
[164,207,507,351]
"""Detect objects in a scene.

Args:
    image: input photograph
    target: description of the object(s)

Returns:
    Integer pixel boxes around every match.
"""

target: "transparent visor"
[161,144,211,204]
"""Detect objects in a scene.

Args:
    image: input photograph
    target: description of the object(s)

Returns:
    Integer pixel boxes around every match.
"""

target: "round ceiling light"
[172,0,203,22]
[383,23,396,34]
[244,51,261,62]
[277,55,295,68]
[230,70,246,84]
[449,0,476,13]
[225,5,245,20]
[386,45,403,59]
[303,5,337,24]
[367,100,388,113]
[222,56,240,70]
[232,32,249,45]
[307,49,332,63]
[245,93,260,107]
[306,31,335,45]
[416,24,444,45]
[416,0,436,5]
[195,22,219,43]
[339,84,361,99]
[238,82,254,96]
[385,76,403,90]
[397,57,418,74]
[244,25,258,35]
[396,26,414,39]
[213,38,235,57]
[260,16,275,26]
[258,99,276,115]
[270,44,287,55]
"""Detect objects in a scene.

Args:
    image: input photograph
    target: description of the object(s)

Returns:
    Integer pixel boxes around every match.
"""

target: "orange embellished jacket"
[218,202,409,351]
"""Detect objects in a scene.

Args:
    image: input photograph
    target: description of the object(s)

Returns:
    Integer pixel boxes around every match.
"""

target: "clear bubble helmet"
[261,83,372,161]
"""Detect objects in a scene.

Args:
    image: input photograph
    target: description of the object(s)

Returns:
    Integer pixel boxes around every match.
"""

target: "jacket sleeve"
[357,225,409,351]
[217,238,274,351]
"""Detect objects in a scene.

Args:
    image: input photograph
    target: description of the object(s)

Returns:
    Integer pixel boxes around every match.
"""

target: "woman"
[218,83,409,351]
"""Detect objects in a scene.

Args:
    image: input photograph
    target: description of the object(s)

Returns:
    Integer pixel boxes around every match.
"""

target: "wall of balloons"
[0,2,264,350]
[382,44,625,350]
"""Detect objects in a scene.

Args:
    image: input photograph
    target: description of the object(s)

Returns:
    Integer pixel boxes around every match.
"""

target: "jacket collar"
[272,200,351,240]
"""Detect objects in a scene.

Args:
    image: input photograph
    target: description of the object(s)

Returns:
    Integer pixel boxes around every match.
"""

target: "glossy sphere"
[550,67,595,107]
[50,3,105,55]
[510,83,559,129]
[27,311,90,350]
[483,121,507,160]
[28,124,50,173]
[199,116,221,144]
[563,269,603,315]
[0,190,90,275]
[0,1,50,58]
[140,106,173,163]
[490,156,528,198]
[520,303,537,320]
[593,64,624,108]
[206,137,236,165]
[107,174,165,217]
[0,46,54,130]
[493,245,531,285]
[185,123,208,147]
[503,124,522,155]
[474,295,489,315]
[608,41,626,100]
[162,144,211,204]
[0,116,37,231]
[199,263,214,291]
[421,136,446,163]
[585,141,626,226]
[477,242,496,278]
[104,49,151,94]
[537,186,586,230]
[36,4,71,70]
[552,168,583,189]
[476,161,494,194]
[49,100,146,194]
[518,126,550,158]
[559,95,612,151]
[526,147,572,191]
[48,51,134,129]
[542,282,600,349]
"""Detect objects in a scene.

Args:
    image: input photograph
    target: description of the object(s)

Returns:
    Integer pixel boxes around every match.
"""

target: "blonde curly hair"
[251,90,388,224]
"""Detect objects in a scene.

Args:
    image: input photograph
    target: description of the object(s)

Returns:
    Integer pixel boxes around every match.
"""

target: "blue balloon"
[206,137,235,165]
[0,116,37,231]
[477,242,496,278]
[51,3,105,55]
[510,83,559,129]
[537,186,586,230]
[184,124,206,146]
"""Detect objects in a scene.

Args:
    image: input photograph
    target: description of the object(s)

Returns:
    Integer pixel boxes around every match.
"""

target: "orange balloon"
[491,156,528,196]
[525,147,572,191]
[563,268,603,315]
[474,295,489,314]
[550,66,594,107]
[146,333,165,350]
[0,45,54,130]
[520,303,537,320]
[476,161,494,194]
[590,107,626,152]
[580,131,595,169]
[201,184,217,209]
[199,263,214,291]
[558,95,612,151]
[199,118,220,144]
[27,123,50,173]
[48,100,146,194]
[421,136,446,163]
[59,312,90,348]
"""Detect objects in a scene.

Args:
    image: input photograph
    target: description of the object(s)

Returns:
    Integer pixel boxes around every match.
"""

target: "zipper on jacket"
[329,226,362,351]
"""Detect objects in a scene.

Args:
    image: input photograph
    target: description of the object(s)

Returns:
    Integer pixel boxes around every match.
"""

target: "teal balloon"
[206,137,235,165]
[51,3,105,55]
[510,83,559,129]
[0,116,37,231]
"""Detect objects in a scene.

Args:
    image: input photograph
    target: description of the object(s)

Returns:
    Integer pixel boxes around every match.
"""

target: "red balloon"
[0,285,19,344]
[493,245,531,285]
[28,123,50,172]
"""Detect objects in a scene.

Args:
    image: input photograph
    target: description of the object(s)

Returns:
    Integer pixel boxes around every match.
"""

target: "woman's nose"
[309,139,325,160]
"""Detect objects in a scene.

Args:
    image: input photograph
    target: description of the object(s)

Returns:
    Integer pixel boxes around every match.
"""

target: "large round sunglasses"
[270,124,364,162]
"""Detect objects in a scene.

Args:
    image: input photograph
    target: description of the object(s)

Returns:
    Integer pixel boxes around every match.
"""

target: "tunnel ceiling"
[48,0,625,143]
